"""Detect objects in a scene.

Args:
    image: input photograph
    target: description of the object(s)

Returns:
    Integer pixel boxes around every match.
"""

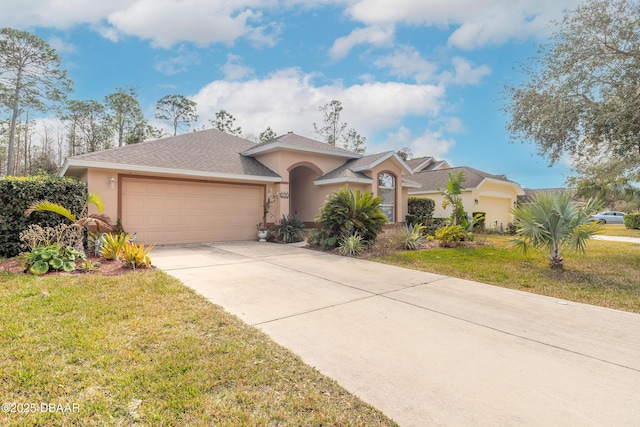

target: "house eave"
[314,177,373,186]
[60,159,282,183]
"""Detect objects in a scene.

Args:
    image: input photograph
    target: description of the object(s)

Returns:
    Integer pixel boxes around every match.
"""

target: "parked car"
[589,211,626,224]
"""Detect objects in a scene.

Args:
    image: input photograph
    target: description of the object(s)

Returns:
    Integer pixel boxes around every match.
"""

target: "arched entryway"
[289,163,323,225]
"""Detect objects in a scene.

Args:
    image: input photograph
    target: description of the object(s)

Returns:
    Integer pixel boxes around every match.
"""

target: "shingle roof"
[63,128,279,178]
[242,132,361,158]
[409,166,518,192]
[315,151,400,182]
[406,156,435,171]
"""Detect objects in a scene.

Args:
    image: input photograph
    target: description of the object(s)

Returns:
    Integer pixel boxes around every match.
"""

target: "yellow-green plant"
[100,233,132,260]
[122,242,154,269]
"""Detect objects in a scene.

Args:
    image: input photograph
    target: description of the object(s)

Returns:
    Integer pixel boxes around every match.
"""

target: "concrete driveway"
[152,242,640,427]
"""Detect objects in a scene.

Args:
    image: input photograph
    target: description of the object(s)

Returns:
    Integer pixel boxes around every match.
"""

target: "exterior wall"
[86,168,120,222]
[411,180,521,227]
[371,159,409,224]
[253,150,351,222]
[254,150,347,177]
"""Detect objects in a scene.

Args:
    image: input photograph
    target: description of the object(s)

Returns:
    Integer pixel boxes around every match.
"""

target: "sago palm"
[510,191,602,269]
[313,186,387,247]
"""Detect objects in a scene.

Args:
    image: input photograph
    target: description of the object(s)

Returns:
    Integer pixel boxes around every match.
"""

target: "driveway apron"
[152,242,640,427]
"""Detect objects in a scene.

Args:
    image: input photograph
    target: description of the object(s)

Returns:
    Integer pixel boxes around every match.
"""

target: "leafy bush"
[122,242,154,269]
[270,214,305,243]
[435,225,466,247]
[338,233,366,257]
[406,198,435,226]
[472,212,486,229]
[310,186,387,249]
[100,233,133,260]
[0,176,86,258]
[23,244,85,275]
[402,223,426,250]
[624,213,640,230]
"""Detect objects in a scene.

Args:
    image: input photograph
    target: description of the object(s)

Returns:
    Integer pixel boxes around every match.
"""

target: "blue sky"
[1,0,585,189]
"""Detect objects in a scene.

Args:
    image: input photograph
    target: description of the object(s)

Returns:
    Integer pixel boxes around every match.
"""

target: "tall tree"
[342,128,366,154]
[397,147,413,161]
[503,0,640,182]
[155,94,198,136]
[259,126,277,143]
[313,100,347,146]
[64,99,113,155]
[210,109,242,135]
[567,158,639,209]
[104,87,145,147]
[0,27,72,176]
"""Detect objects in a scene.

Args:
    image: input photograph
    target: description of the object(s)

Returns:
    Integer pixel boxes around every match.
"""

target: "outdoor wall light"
[109,177,116,189]
[474,198,479,204]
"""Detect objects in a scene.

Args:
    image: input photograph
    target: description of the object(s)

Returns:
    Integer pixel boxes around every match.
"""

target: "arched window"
[378,172,395,223]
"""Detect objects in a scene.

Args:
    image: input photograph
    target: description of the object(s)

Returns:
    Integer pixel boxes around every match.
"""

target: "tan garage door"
[121,178,263,245]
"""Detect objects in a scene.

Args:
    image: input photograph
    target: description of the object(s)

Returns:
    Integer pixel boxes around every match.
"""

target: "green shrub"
[0,176,86,258]
[435,225,466,247]
[338,233,366,257]
[624,213,640,230]
[402,223,426,250]
[406,197,435,225]
[23,244,85,275]
[472,212,486,229]
[311,186,387,249]
[270,214,305,243]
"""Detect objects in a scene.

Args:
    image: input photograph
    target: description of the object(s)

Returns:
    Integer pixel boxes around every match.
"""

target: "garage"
[120,177,263,245]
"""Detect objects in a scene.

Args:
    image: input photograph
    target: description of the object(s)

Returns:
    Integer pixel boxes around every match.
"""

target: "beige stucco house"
[408,166,525,229]
[60,129,416,245]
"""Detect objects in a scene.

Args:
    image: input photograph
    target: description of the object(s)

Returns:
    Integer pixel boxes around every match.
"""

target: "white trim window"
[378,172,395,223]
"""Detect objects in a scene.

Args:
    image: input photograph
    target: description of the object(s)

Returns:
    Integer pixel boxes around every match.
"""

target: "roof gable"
[242,132,361,159]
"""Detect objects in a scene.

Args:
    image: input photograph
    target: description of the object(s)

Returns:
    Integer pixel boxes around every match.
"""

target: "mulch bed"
[0,254,142,276]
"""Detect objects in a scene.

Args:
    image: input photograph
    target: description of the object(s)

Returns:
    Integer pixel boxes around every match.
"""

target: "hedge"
[0,176,87,258]
[624,213,640,230]
[406,197,435,226]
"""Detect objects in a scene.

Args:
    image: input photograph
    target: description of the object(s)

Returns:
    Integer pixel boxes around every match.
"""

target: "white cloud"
[154,45,201,76]
[373,46,437,84]
[47,36,76,54]
[191,68,445,144]
[108,1,264,48]
[221,54,255,81]
[346,0,583,49]
[380,126,455,159]
[439,57,491,85]
[329,25,395,59]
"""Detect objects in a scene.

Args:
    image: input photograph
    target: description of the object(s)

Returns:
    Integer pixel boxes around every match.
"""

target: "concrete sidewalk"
[152,242,640,427]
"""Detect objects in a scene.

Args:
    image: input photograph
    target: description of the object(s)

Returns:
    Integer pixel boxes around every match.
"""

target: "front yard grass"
[373,235,640,314]
[600,224,640,238]
[0,270,397,426]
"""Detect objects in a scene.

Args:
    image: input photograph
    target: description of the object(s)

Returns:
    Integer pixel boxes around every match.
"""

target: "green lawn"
[600,224,640,238]
[373,235,640,314]
[0,270,397,426]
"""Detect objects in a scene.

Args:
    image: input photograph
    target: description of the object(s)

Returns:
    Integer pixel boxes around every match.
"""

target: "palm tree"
[510,191,602,269]
[25,193,113,252]
[440,171,467,225]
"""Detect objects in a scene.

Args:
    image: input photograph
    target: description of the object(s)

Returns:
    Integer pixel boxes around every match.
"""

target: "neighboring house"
[60,129,415,245]
[409,166,525,229]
